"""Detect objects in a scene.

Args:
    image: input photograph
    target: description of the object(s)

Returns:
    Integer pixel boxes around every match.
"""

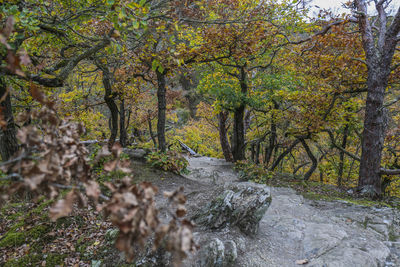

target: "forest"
[1,0,400,266]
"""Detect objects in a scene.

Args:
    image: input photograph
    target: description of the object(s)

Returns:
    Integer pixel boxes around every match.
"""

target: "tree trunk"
[300,138,317,180]
[218,110,233,162]
[156,69,166,152]
[358,73,387,196]
[255,141,260,164]
[264,120,277,166]
[148,111,157,148]
[293,162,310,175]
[0,77,18,161]
[264,101,278,166]
[102,68,119,148]
[338,124,349,187]
[251,143,255,162]
[231,67,247,162]
[232,105,245,161]
[244,109,251,135]
[270,139,301,171]
[119,96,127,147]
[354,0,400,197]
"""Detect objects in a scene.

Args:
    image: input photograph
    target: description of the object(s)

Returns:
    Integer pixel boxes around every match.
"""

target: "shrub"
[234,161,273,184]
[146,151,189,174]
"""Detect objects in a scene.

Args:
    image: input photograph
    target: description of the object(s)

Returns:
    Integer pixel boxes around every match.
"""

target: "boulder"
[196,238,237,267]
[193,182,271,235]
[122,148,147,160]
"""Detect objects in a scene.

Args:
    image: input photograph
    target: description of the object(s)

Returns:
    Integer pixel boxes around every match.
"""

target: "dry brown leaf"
[29,84,46,105]
[3,16,15,38]
[85,181,101,201]
[18,49,31,66]
[104,160,118,172]
[49,190,76,221]
[111,142,122,157]
[24,173,46,190]
[295,259,309,265]
[176,206,187,218]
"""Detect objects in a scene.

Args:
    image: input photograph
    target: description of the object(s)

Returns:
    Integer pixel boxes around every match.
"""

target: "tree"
[0,1,115,159]
[189,0,306,161]
[0,77,18,160]
[354,0,400,196]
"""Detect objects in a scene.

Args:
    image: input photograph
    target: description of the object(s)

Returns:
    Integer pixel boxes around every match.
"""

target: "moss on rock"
[0,224,50,248]
[3,254,42,267]
[3,253,66,267]
[0,232,26,248]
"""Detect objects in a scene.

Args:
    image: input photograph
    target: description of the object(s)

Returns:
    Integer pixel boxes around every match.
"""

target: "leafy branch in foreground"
[0,88,196,264]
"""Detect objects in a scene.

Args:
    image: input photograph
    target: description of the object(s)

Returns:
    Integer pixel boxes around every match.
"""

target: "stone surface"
[196,238,238,267]
[122,148,147,160]
[120,156,400,267]
[193,182,271,235]
[182,156,238,184]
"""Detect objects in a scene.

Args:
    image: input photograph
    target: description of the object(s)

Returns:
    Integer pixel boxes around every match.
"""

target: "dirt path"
[126,155,400,266]
[179,156,400,267]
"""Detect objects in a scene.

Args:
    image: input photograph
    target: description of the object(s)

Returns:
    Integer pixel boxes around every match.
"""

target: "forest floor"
[1,154,400,266]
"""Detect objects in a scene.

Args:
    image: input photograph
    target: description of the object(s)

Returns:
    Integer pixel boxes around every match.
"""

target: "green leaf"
[132,20,139,30]
[139,0,147,7]
[152,59,159,71]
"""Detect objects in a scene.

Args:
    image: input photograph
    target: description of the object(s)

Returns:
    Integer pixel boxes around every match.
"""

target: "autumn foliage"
[0,89,195,263]
[1,0,400,265]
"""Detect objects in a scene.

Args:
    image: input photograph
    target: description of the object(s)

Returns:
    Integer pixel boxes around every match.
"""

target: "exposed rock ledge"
[125,156,400,267]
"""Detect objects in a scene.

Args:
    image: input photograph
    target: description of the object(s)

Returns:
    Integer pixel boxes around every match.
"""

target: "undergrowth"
[145,150,189,174]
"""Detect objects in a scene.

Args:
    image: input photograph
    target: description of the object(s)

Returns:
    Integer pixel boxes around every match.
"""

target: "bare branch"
[324,129,361,161]
[375,0,388,50]
[380,168,400,175]
[1,35,111,87]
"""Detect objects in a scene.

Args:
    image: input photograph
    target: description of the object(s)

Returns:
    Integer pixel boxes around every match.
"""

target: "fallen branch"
[178,140,199,156]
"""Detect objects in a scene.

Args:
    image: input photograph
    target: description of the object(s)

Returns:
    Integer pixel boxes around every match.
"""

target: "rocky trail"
[133,155,400,267]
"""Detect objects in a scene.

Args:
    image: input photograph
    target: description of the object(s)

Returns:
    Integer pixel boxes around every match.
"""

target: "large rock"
[196,238,237,267]
[96,157,400,267]
[193,182,271,235]
[122,148,147,160]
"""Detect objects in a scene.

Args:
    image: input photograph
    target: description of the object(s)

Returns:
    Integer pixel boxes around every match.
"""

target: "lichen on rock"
[196,238,237,267]
[193,182,271,235]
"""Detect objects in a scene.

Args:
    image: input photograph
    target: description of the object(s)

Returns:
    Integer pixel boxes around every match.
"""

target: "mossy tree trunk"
[0,77,18,161]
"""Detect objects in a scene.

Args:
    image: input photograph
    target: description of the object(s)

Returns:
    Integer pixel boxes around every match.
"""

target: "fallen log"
[178,140,199,156]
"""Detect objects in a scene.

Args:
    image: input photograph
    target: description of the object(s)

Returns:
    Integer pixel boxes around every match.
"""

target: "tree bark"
[156,69,166,152]
[244,109,251,135]
[338,124,349,187]
[0,77,18,161]
[119,96,127,147]
[300,138,317,180]
[232,105,245,161]
[264,119,277,166]
[358,74,387,195]
[270,139,301,171]
[355,0,400,196]
[293,162,310,175]
[148,110,157,148]
[264,101,278,166]
[251,143,255,162]
[218,110,233,162]
[255,141,260,164]
[101,68,119,148]
[231,67,247,161]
